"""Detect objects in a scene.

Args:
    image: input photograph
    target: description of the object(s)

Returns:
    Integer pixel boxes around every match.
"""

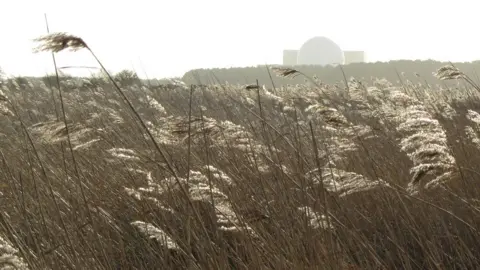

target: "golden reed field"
[2,33,480,269]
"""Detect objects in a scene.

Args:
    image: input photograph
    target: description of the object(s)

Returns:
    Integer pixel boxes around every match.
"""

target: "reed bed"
[1,33,480,269]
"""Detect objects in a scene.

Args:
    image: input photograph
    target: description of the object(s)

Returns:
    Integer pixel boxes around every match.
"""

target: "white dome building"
[296,36,345,66]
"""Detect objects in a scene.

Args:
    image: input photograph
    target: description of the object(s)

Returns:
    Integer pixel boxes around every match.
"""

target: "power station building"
[343,51,366,64]
[283,36,366,66]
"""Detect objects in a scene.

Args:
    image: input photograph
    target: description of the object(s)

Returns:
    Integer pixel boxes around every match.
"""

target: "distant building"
[297,36,345,66]
[282,36,366,66]
[344,51,366,64]
[283,50,298,66]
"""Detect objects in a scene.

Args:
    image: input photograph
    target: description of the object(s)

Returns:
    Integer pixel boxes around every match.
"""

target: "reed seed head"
[271,67,301,79]
[33,32,88,53]
[433,65,466,80]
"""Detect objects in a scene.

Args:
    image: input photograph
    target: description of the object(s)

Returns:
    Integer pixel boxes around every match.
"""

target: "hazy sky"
[1,0,478,78]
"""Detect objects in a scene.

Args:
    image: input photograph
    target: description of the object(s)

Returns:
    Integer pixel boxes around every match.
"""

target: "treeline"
[182,60,480,86]
[0,69,181,90]
[4,60,480,89]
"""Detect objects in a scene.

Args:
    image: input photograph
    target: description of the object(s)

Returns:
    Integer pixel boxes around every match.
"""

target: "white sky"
[1,0,478,78]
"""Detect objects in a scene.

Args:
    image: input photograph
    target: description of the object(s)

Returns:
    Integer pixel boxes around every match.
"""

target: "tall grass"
[0,33,480,269]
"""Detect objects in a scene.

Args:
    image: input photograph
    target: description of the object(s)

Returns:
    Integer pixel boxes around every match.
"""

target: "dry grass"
[1,35,480,269]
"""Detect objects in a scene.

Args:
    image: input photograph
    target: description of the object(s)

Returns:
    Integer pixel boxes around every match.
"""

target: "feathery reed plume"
[187,171,229,202]
[146,95,167,115]
[107,148,140,161]
[29,120,92,145]
[148,115,278,172]
[306,167,390,197]
[396,103,457,194]
[0,103,13,117]
[145,120,179,145]
[368,88,460,194]
[131,221,180,250]
[305,104,348,127]
[431,101,457,119]
[466,110,480,125]
[465,126,480,149]
[72,138,101,151]
[0,235,29,269]
[202,165,235,186]
[33,32,87,53]
[101,107,124,124]
[261,85,284,105]
[388,90,419,107]
[464,110,480,149]
[241,96,256,107]
[304,101,374,163]
[187,171,256,233]
[124,170,184,214]
[271,67,301,79]
[433,65,466,80]
[125,169,255,234]
[0,90,13,116]
[124,186,176,214]
[0,91,8,102]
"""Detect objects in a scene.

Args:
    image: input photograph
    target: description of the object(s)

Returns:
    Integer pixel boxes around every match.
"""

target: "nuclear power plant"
[283,36,366,66]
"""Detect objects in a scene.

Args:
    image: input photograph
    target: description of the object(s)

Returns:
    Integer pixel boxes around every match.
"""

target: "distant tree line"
[4,60,480,89]
[0,68,181,89]
[181,60,480,87]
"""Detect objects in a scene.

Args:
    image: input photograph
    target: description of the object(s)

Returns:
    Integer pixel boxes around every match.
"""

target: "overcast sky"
[1,0,478,78]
